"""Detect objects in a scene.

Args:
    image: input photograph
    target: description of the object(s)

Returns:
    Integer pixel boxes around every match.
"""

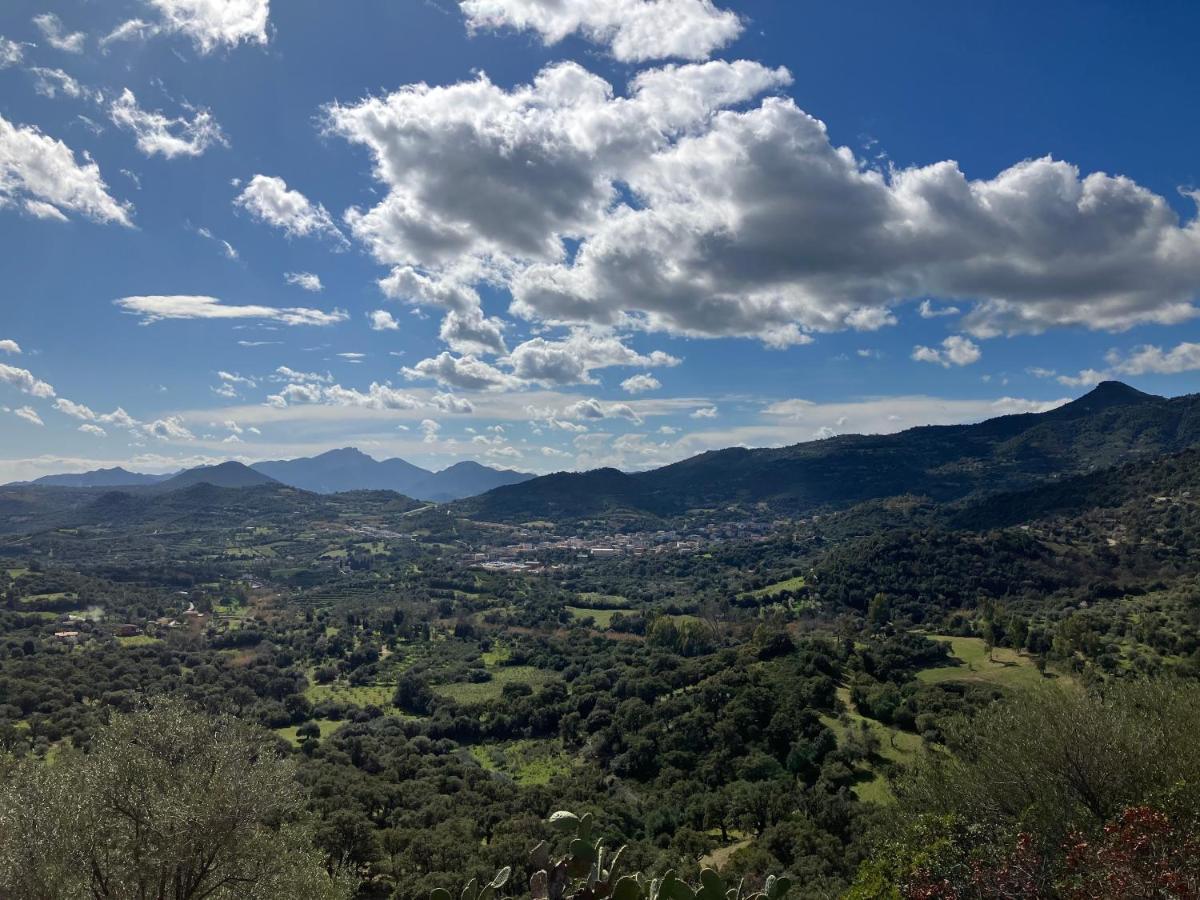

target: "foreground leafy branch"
[434,810,791,900]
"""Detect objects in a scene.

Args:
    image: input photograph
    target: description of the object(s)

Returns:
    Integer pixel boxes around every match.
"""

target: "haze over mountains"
[250,448,533,500]
[24,449,534,501]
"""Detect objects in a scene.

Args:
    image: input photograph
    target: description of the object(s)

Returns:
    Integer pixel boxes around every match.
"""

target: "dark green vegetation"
[0,382,1198,898]
[848,681,1200,898]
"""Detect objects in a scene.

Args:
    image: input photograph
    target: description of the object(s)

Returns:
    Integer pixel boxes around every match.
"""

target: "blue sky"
[3,0,1200,481]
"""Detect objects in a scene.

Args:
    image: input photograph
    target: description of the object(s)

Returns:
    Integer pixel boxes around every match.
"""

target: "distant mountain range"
[15,382,1200,522]
[21,449,534,501]
[457,382,1200,522]
[250,448,533,500]
[32,467,170,488]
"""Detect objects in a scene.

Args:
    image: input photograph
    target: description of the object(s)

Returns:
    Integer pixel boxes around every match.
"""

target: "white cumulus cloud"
[621,373,661,393]
[912,335,981,368]
[0,364,55,399]
[402,352,520,391]
[107,0,270,54]
[0,115,133,226]
[234,174,345,245]
[460,0,742,62]
[367,310,400,331]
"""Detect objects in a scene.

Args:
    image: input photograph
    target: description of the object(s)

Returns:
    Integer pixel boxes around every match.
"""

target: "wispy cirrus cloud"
[285,272,323,292]
[115,295,348,326]
[32,13,86,53]
[109,89,228,159]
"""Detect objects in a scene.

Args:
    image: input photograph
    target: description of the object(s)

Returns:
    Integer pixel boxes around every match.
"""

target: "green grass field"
[24,592,75,603]
[917,635,1046,689]
[117,635,162,648]
[468,738,572,785]
[852,775,896,804]
[566,606,620,628]
[575,592,631,607]
[275,718,342,747]
[740,575,806,599]
[481,644,511,666]
[821,686,924,805]
[434,665,554,703]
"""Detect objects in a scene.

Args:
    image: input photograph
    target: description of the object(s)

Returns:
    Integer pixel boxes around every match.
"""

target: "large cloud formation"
[327,60,1200,351]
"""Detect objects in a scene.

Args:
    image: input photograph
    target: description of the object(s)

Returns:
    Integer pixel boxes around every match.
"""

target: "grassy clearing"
[566,607,620,628]
[275,718,342,747]
[699,838,752,871]
[468,739,572,785]
[740,575,807,599]
[5,568,29,579]
[223,545,276,559]
[353,541,389,555]
[917,635,1046,690]
[481,644,511,666]
[434,666,554,703]
[25,592,74,603]
[852,775,895,804]
[576,592,631,608]
[821,686,923,806]
[117,635,162,648]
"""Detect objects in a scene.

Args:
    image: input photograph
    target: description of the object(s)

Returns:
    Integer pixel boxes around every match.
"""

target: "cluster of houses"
[466,519,784,571]
[51,603,208,644]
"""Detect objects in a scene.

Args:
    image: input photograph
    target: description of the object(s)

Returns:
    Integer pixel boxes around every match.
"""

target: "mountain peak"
[1089,380,1153,398]
[317,447,374,461]
[1066,380,1159,412]
[1026,381,1161,423]
[159,461,279,490]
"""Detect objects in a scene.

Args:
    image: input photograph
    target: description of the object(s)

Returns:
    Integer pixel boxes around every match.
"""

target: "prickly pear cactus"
[434,811,791,900]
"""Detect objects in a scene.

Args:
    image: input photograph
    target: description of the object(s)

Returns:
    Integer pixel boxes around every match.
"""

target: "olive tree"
[0,699,348,900]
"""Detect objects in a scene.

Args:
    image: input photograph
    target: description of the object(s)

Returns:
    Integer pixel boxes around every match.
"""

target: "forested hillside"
[461,383,1200,523]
